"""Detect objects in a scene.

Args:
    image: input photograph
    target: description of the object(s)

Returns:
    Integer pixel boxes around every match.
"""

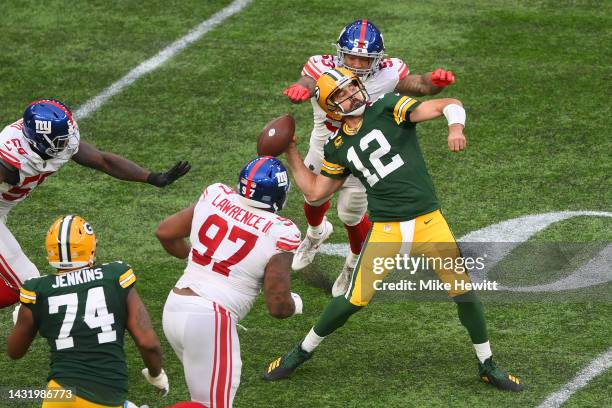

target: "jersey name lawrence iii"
[19,261,136,406]
[177,183,301,320]
[321,93,440,222]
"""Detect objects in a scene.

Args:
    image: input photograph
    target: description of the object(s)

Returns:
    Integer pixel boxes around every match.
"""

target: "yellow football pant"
[41,380,122,408]
[346,209,471,306]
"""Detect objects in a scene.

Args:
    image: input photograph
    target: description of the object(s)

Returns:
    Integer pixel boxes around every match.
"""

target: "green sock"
[454,290,489,344]
[313,295,363,337]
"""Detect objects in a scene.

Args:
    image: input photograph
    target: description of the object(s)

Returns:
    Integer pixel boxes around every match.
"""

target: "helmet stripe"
[59,215,74,263]
[28,99,74,125]
[324,69,344,81]
[358,19,368,47]
[245,156,272,199]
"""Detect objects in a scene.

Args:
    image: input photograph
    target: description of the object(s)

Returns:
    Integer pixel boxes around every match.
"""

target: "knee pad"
[337,186,368,226]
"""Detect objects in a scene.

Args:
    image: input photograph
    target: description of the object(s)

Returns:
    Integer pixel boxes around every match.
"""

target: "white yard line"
[536,347,612,408]
[75,0,252,120]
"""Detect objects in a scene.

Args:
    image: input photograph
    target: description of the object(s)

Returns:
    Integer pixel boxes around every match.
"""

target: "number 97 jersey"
[176,183,301,320]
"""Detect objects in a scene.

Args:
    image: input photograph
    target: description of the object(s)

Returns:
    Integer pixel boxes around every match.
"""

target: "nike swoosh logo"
[424,218,433,224]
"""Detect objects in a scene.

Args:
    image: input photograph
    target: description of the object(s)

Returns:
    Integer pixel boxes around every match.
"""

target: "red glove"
[429,68,455,87]
[283,83,311,103]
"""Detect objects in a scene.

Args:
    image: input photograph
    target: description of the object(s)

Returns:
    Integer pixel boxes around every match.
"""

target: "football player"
[0,98,191,308]
[7,215,169,407]
[264,68,524,391]
[284,19,456,296]
[156,156,303,407]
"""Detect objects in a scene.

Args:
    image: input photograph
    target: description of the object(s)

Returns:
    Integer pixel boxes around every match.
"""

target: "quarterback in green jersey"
[7,215,169,407]
[264,67,524,392]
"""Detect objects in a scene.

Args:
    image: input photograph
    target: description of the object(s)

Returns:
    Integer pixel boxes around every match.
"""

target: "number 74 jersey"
[321,93,441,223]
[176,183,301,320]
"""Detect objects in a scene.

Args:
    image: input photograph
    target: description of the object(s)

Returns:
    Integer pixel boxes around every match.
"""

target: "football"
[257,114,295,157]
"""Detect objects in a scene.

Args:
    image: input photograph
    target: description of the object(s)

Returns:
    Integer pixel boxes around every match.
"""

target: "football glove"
[284,84,311,103]
[429,68,455,87]
[147,161,191,187]
[141,368,169,396]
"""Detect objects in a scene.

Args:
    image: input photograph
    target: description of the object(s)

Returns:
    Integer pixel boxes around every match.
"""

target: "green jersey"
[19,261,137,406]
[321,93,440,222]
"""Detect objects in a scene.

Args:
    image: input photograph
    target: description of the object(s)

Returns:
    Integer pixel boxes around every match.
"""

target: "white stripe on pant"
[163,291,241,408]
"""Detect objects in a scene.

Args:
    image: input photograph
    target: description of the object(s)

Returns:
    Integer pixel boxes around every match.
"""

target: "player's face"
[332,82,366,113]
[343,54,374,71]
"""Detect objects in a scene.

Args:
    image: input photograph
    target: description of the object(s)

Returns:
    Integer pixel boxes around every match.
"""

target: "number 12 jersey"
[321,93,440,222]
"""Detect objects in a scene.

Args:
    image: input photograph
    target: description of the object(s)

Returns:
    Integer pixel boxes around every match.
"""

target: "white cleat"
[292,218,333,271]
[332,252,358,297]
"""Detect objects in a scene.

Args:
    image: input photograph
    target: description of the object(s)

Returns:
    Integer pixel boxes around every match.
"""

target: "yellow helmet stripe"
[59,215,75,263]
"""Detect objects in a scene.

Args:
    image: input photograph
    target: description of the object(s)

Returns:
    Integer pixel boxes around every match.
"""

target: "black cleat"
[478,357,524,392]
[263,343,313,381]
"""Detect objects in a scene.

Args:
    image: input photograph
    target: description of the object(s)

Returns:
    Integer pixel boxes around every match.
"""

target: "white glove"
[12,304,20,325]
[291,292,303,315]
[141,368,169,396]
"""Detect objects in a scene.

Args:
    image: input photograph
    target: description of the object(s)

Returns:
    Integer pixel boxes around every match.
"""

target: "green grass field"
[0,1,610,407]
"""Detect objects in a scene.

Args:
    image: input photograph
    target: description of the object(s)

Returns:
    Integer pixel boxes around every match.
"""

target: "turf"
[0,1,610,407]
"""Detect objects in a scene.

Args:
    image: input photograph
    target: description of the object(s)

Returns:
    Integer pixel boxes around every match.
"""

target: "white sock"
[473,341,492,363]
[301,327,325,353]
[308,220,326,236]
[344,252,359,268]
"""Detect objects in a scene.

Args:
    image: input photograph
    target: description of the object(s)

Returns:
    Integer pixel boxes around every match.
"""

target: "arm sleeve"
[271,220,302,253]
[385,93,421,126]
[320,138,350,179]
[109,262,137,291]
[301,55,336,80]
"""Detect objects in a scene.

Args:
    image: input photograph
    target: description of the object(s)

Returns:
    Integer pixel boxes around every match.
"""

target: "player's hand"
[142,368,169,396]
[448,128,466,152]
[147,161,191,187]
[284,83,311,103]
[430,69,455,88]
[291,292,303,315]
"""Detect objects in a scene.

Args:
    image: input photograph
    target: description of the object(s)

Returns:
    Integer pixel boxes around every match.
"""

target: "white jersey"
[302,54,410,145]
[0,119,79,218]
[175,183,301,320]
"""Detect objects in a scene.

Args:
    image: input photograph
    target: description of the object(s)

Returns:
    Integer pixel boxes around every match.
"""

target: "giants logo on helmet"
[35,120,52,135]
[276,171,288,187]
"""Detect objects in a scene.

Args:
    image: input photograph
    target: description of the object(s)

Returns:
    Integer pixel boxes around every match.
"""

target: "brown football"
[257,114,295,157]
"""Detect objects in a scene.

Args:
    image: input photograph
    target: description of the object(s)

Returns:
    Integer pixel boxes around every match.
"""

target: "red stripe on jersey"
[245,156,272,199]
[358,19,368,47]
[398,63,409,81]
[303,63,321,80]
[210,303,219,408]
[0,149,21,169]
[276,241,300,251]
[324,121,339,133]
[278,237,300,243]
[9,120,24,130]
[308,60,322,75]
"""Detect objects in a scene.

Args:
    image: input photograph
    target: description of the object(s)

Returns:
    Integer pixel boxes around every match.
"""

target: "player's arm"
[284,142,345,202]
[72,141,191,187]
[263,252,301,318]
[155,205,195,259]
[284,76,316,104]
[126,288,163,376]
[394,69,455,96]
[0,160,19,185]
[7,305,38,359]
[410,98,467,152]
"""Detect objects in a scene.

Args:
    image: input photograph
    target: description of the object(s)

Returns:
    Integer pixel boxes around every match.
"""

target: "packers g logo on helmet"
[314,67,369,117]
[46,215,97,269]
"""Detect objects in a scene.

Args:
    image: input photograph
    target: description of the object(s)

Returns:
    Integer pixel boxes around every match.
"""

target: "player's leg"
[411,210,523,391]
[0,221,39,308]
[332,176,371,296]
[181,299,241,407]
[292,145,334,270]
[264,223,401,381]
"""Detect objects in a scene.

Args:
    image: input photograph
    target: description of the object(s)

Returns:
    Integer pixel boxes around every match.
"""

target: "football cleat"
[291,217,333,270]
[331,252,358,297]
[263,343,313,381]
[478,357,524,392]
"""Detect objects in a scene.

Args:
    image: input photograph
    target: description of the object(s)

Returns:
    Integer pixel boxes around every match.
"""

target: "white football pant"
[163,291,241,408]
